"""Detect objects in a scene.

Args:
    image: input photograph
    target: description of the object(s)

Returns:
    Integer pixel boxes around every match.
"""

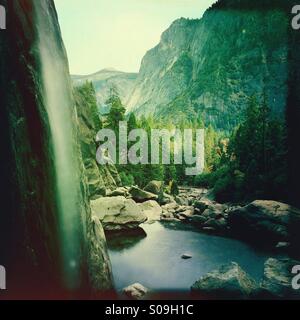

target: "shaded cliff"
[126,0,294,130]
[0,0,112,298]
[74,82,121,199]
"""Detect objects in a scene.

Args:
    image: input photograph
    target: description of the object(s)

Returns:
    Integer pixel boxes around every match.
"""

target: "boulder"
[202,227,216,232]
[191,262,259,299]
[129,186,158,203]
[194,198,225,214]
[203,217,227,231]
[175,206,194,214]
[162,202,178,212]
[175,196,189,206]
[188,215,208,225]
[179,209,194,217]
[107,187,129,197]
[123,283,149,300]
[161,211,175,219]
[90,196,147,230]
[259,258,300,299]
[228,200,300,244]
[159,193,175,205]
[275,242,290,249]
[181,253,192,260]
[193,198,212,213]
[138,200,162,222]
[202,207,224,219]
[144,180,164,195]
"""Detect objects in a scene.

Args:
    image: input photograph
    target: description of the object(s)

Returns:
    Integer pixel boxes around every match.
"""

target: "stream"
[107,221,280,296]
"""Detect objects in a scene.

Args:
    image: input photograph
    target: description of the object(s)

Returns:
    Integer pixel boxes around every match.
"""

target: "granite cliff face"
[126,0,292,130]
[0,0,113,298]
[74,83,121,199]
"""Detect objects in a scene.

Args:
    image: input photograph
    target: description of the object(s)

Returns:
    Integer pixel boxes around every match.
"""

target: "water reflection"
[108,222,278,292]
[106,227,147,251]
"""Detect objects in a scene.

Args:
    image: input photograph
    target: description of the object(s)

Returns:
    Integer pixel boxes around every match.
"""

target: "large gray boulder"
[144,180,164,195]
[228,200,300,244]
[259,258,300,299]
[138,200,162,222]
[130,186,158,203]
[191,262,259,299]
[90,196,147,230]
[194,198,225,215]
[106,187,129,197]
[123,283,149,300]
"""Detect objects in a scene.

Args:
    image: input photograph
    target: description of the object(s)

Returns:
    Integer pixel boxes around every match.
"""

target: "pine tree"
[105,87,126,130]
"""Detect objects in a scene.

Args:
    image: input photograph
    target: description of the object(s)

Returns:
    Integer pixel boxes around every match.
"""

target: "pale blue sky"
[54,0,216,74]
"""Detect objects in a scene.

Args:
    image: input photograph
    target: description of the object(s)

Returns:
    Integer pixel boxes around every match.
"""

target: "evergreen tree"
[105,86,126,130]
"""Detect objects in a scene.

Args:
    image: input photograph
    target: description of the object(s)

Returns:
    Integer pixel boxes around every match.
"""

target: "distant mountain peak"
[100,67,119,72]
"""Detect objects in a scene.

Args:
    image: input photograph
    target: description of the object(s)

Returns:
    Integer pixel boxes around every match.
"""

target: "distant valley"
[73,0,290,131]
[72,68,137,114]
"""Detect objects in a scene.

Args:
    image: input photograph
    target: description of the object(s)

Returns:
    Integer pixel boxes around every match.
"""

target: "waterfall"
[35,1,83,290]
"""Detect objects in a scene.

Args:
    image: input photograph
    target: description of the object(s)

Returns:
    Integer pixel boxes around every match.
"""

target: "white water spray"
[35,1,82,290]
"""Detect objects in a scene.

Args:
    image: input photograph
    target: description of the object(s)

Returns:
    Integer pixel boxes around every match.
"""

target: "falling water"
[35,2,82,290]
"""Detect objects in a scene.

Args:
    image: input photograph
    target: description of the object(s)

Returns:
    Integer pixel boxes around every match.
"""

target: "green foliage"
[198,94,288,203]
[74,81,102,131]
[76,81,287,204]
[170,180,179,196]
[105,87,126,130]
[119,172,135,187]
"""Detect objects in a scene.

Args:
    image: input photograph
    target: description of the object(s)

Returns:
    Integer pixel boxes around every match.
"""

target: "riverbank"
[90,182,300,299]
[107,221,282,298]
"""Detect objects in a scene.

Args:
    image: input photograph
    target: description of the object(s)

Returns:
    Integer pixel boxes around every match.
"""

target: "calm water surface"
[107,222,277,292]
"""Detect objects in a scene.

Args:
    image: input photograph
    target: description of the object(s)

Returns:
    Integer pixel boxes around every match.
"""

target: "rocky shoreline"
[90,181,300,300]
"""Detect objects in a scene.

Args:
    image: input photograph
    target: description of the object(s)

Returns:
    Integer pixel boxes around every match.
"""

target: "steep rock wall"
[0,0,113,298]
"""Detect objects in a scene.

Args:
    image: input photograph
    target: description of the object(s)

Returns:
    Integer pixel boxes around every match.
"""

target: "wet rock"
[129,186,158,203]
[259,258,300,299]
[180,209,195,217]
[177,214,188,221]
[193,199,212,213]
[138,200,162,222]
[144,180,164,195]
[162,202,178,211]
[203,217,227,231]
[160,193,175,205]
[191,262,259,299]
[275,242,290,249]
[188,215,208,225]
[194,198,225,215]
[123,283,149,300]
[228,200,300,244]
[176,206,194,214]
[181,253,192,259]
[107,187,129,197]
[161,217,181,223]
[106,228,147,251]
[89,217,113,290]
[175,196,189,206]
[202,227,216,232]
[90,196,147,230]
[161,211,175,219]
